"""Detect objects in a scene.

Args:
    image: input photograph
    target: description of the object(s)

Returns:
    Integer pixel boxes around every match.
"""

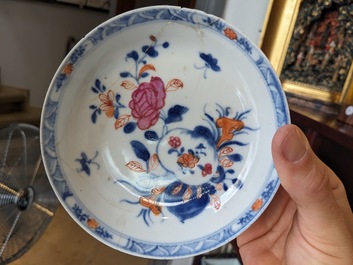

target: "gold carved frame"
[262,0,353,104]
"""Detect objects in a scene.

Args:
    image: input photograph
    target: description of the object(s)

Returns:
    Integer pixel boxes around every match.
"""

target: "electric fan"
[0,123,58,264]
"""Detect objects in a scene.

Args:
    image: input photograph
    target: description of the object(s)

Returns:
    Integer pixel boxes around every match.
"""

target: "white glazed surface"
[40,6,289,259]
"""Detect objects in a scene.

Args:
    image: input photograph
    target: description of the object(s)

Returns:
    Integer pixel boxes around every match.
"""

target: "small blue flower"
[200,53,221,72]
[195,52,221,79]
[142,45,158,57]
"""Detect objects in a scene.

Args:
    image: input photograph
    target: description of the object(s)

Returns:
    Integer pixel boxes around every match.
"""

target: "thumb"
[272,124,349,235]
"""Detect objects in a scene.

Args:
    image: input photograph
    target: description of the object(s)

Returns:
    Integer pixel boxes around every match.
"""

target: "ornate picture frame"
[262,0,353,105]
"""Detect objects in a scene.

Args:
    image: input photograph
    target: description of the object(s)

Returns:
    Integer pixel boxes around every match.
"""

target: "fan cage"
[0,123,58,264]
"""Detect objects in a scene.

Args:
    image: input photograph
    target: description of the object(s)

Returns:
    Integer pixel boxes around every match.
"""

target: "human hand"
[236,124,353,265]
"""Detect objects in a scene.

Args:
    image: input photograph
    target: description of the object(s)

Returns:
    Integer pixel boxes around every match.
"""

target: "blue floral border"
[41,6,289,259]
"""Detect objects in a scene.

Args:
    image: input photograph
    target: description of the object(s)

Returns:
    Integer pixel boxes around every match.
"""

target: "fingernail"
[282,128,308,162]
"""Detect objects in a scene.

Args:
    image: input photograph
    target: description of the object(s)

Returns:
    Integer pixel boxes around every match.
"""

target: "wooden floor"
[11,206,151,265]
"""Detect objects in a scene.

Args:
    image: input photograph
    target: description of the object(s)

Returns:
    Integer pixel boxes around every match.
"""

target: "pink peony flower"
[129,77,166,130]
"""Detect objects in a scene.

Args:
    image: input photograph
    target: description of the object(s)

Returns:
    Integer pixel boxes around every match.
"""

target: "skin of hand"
[236,124,353,265]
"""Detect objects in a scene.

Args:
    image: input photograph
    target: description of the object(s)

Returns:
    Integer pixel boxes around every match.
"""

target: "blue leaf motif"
[227,169,235,174]
[189,126,216,147]
[144,131,159,141]
[124,122,137,134]
[92,79,106,93]
[90,107,101,124]
[210,166,226,183]
[91,112,97,124]
[113,107,120,119]
[95,79,101,90]
[140,72,149,78]
[228,153,242,162]
[127,50,139,61]
[165,105,189,124]
[130,141,150,162]
[120,71,131,78]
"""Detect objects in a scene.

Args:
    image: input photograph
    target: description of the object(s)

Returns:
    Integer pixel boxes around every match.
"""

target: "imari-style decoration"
[89,35,184,131]
[120,105,253,225]
[86,35,255,225]
[72,204,112,239]
[41,6,289,260]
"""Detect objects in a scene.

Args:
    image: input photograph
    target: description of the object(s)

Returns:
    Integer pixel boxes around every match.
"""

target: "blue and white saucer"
[40,6,289,259]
